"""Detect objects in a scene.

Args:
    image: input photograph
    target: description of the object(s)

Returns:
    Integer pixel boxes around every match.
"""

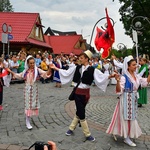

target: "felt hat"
[84,50,93,59]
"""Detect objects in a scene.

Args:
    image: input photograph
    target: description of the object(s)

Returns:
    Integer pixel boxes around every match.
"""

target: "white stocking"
[124,136,132,144]
[26,116,32,129]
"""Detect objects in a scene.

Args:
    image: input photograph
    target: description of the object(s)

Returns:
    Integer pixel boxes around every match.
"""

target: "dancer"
[0,58,11,110]
[50,50,115,142]
[9,55,52,129]
[106,55,150,147]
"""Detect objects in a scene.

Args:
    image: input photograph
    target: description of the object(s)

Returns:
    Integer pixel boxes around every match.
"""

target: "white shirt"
[59,64,109,92]
[113,59,123,69]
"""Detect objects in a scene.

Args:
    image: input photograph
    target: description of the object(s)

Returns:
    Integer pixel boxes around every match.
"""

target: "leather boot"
[80,119,91,137]
[69,116,79,131]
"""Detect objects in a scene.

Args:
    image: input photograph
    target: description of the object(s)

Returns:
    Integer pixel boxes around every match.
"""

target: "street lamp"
[117,43,127,51]
[117,43,127,56]
[89,17,115,48]
[131,16,150,65]
[132,16,150,31]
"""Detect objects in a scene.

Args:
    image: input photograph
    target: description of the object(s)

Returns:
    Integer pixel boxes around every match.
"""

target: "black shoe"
[86,135,95,142]
[138,103,142,107]
[65,130,73,136]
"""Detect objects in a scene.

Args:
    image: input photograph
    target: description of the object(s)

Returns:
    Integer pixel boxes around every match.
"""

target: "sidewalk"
[0,82,150,150]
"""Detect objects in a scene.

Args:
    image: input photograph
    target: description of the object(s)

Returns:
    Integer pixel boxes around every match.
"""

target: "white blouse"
[59,65,110,92]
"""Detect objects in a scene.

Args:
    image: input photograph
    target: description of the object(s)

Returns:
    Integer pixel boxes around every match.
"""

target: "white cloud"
[10,0,133,49]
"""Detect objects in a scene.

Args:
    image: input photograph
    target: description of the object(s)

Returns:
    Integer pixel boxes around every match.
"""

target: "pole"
[3,43,5,55]
[135,37,139,65]
[8,39,9,55]
[132,29,139,65]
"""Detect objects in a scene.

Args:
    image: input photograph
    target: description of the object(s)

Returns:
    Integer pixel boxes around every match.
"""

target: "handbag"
[68,80,81,101]
[24,141,52,150]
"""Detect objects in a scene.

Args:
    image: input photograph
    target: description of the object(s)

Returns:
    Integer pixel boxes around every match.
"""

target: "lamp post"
[117,43,127,51]
[131,16,150,65]
[89,17,115,47]
[117,43,127,55]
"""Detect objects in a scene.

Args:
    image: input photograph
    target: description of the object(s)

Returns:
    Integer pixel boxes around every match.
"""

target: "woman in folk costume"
[50,50,115,142]
[10,55,52,129]
[138,58,149,107]
[0,58,11,110]
[106,55,150,147]
[53,57,62,88]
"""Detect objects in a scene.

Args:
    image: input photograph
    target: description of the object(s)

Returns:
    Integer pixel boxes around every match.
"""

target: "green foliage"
[110,48,134,58]
[0,0,13,12]
[118,0,150,56]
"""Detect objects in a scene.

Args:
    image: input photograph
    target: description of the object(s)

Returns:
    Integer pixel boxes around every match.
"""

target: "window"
[35,27,39,37]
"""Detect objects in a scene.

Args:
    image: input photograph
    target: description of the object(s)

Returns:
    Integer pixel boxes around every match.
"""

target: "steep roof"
[44,35,83,55]
[44,27,77,36]
[0,12,51,48]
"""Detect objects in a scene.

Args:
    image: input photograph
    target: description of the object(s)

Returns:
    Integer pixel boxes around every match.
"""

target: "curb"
[65,101,150,142]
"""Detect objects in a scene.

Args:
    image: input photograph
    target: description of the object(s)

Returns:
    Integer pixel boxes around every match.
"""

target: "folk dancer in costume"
[9,55,52,129]
[3,55,12,87]
[106,55,150,147]
[137,58,149,107]
[0,57,12,110]
[53,57,62,88]
[111,54,123,74]
[103,59,111,75]
[50,50,115,142]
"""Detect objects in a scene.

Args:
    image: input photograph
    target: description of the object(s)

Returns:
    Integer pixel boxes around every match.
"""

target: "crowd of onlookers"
[1,50,150,86]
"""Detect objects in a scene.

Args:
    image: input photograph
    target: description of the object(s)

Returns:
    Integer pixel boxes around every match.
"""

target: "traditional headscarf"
[122,55,134,75]
[122,55,139,88]
[22,55,38,82]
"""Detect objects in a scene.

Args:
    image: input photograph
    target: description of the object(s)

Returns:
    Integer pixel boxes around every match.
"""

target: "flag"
[94,8,115,58]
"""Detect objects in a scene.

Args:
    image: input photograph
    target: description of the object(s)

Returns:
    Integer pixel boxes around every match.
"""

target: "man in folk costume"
[106,55,150,147]
[138,58,149,107]
[9,55,52,129]
[50,50,115,141]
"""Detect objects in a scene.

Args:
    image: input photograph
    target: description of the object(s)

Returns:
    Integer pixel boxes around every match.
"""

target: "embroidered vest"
[24,69,40,81]
[123,74,133,92]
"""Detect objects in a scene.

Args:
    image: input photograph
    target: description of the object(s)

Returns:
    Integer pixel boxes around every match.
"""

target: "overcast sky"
[10,0,134,50]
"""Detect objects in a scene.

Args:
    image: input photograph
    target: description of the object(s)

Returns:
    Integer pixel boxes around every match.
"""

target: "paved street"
[0,81,150,150]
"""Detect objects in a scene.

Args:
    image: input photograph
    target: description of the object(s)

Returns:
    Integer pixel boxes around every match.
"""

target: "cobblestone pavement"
[0,81,150,150]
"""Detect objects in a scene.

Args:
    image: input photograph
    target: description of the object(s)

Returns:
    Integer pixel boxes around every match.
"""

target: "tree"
[118,0,150,55]
[0,0,13,12]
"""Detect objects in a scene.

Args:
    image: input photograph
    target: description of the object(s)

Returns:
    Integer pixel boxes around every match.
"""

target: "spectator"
[35,54,41,68]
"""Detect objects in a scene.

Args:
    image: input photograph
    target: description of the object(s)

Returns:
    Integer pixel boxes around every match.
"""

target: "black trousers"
[74,94,88,120]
